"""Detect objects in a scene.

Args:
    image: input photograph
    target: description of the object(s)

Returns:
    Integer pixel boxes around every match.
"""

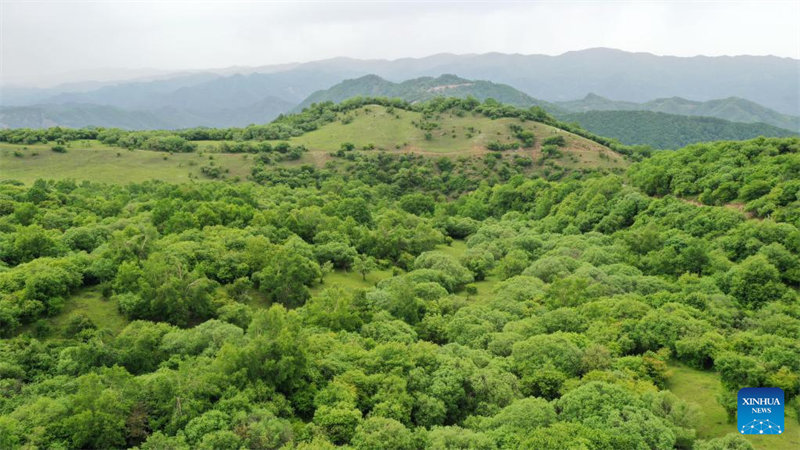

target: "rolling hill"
[294,74,558,111]
[277,104,622,167]
[562,110,798,149]
[556,94,800,131]
[0,100,627,184]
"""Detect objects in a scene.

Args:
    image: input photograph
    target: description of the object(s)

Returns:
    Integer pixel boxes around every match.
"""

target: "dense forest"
[561,110,797,149]
[630,138,800,225]
[0,125,798,448]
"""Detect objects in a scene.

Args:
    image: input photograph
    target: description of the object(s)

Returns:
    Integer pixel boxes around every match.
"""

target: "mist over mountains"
[1,48,798,130]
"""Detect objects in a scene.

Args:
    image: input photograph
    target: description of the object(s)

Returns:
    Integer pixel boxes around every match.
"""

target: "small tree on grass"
[320,261,334,284]
[353,254,377,281]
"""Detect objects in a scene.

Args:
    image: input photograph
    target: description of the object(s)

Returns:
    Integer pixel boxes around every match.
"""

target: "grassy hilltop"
[1,99,627,185]
[275,105,622,165]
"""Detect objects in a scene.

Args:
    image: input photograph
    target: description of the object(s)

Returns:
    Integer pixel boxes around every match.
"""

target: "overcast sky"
[2,0,799,86]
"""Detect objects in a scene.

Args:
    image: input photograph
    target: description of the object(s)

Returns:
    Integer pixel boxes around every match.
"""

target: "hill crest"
[294,74,556,112]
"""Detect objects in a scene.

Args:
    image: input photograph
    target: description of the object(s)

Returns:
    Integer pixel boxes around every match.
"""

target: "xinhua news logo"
[738,387,784,435]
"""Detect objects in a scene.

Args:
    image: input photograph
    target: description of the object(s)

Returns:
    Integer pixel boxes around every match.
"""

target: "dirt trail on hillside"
[678,198,758,219]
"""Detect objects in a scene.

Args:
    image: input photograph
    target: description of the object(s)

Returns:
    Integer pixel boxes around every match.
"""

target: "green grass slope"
[278,105,625,169]
[668,363,800,450]
[0,141,254,184]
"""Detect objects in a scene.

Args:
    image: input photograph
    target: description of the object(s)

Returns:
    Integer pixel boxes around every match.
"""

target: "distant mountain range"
[555,94,800,131]
[561,110,797,149]
[0,104,172,130]
[229,48,800,114]
[0,71,342,128]
[0,48,797,131]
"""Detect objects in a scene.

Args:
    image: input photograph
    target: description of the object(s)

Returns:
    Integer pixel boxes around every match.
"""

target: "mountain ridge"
[562,110,797,149]
[555,94,800,131]
[294,74,558,112]
[4,48,798,115]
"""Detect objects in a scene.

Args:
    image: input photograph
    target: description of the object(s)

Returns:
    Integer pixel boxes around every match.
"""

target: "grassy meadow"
[0,141,254,184]
[668,363,800,449]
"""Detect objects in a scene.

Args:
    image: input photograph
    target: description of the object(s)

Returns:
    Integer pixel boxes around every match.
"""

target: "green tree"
[64,374,130,449]
[729,254,783,308]
[304,287,363,332]
[351,417,415,450]
[313,404,362,445]
[353,254,378,281]
[13,203,37,226]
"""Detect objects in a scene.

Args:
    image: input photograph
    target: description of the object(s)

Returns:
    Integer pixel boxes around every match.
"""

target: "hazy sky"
[2,0,799,86]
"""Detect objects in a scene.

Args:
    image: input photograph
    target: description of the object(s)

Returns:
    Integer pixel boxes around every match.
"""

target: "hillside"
[562,110,797,149]
[630,136,800,225]
[276,104,621,167]
[285,104,626,174]
[295,74,558,111]
[557,94,800,131]
[0,99,628,185]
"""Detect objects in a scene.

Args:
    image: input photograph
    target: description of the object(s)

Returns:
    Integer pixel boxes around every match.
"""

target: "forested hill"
[556,94,800,131]
[0,136,798,448]
[630,137,800,225]
[561,110,797,149]
[294,74,558,112]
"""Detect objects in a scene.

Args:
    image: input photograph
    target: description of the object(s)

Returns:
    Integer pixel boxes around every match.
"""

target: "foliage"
[563,110,797,149]
[630,137,800,225]
[0,129,797,449]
